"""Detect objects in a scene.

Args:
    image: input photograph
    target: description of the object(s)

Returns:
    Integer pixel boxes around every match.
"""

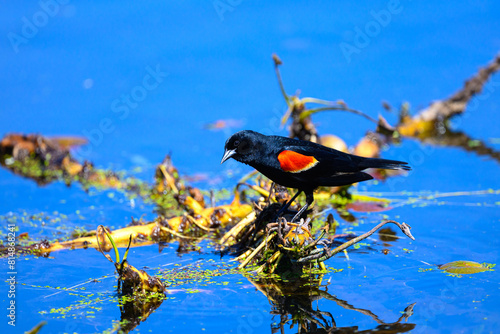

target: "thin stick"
[319,261,327,271]
[159,225,204,240]
[269,252,283,274]
[298,220,414,263]
[299,106,379,125]
[255,251,281,274]
[159,164,178,194]
[304,229,326,251]
[272,54,290,106]
[220,212,257,246]
[185,215,215,232]
[232,249,252,262]
[238,233,276,269]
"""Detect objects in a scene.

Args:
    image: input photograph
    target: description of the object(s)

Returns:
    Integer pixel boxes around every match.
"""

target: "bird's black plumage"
[221,130,410,221]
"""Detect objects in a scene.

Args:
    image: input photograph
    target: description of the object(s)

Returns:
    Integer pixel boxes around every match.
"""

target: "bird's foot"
[290,205,311,223]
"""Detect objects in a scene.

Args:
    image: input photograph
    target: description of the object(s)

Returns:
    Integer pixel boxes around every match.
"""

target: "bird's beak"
[220,148,236,164]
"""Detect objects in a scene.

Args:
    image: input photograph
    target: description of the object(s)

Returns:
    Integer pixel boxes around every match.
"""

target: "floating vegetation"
[0,133,200,216]
[96,225,168,332]
[439,261,495,275]
[34,188,252,255]
[0,134,86,185]
[157,260,241,287]
[24,321,47,334]
[96,225,165,295]
[220,182,415,276]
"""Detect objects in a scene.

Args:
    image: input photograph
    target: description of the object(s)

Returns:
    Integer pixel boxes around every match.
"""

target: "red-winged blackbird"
[221,130,410,221]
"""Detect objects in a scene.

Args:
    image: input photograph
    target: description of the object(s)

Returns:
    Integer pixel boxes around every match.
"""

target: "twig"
[298,220,414,262]
[272,54,290,106]
[299,105,380,125]
[415,53,500,122]
[238,233,276,269]
[158,164,178,194]
[185,215,216,232]
[220,212,257,246]
[159,225,204,240]
[303,229,326,251]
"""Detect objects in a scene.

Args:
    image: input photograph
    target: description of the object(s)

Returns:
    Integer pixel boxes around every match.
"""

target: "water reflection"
[248,276,416,333]
[119,294,165,333]
[416,128,500,163]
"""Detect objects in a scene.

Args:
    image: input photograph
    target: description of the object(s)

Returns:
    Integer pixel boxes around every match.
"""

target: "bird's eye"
[233,140,240,148]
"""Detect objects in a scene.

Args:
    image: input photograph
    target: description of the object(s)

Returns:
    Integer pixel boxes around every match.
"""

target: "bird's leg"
[275,190,302,218]
[277,217,286,245]
[291,192,314,223]
[266,182,276,206]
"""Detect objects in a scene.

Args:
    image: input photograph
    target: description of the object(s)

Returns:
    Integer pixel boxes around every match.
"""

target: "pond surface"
[1,2,500,333]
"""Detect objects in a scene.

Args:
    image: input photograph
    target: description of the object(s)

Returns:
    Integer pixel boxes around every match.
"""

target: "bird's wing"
[276,145,374,187]
[276,149,320,173]
[277,145,362,174]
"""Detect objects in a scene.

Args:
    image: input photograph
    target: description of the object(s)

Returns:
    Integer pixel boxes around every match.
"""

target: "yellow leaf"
[439,261,493,274]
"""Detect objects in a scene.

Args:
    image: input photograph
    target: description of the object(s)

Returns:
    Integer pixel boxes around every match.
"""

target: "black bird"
[221,130,410,221]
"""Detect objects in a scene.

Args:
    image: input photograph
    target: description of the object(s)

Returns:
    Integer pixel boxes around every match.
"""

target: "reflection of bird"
[221,130,410,221]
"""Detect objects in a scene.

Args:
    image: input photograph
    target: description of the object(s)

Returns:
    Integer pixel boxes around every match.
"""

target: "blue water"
[1,1,500,333]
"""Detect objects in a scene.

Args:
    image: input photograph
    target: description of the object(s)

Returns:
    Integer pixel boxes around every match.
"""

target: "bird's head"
[221,130,264,165]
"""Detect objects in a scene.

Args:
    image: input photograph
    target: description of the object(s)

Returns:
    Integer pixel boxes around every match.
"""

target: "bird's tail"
[358,157,411,171]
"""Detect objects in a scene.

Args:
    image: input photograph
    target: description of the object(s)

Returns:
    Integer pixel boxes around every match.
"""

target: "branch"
[415,53,500,122]
[298,220,414,262]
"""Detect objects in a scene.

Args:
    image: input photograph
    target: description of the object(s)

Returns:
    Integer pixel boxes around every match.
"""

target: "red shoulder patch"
[278,150,319,173]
